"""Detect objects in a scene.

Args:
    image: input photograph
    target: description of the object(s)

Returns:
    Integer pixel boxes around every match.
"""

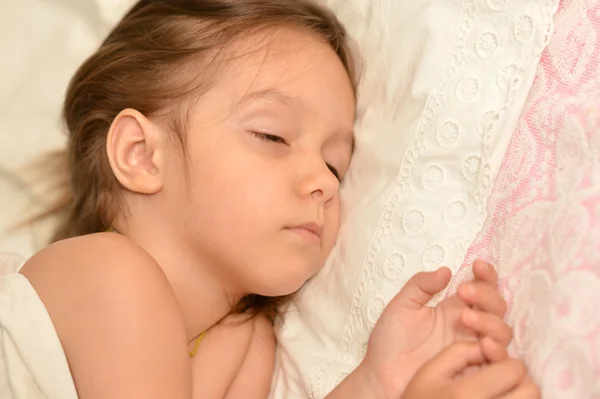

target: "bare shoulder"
[20,233,191,399]
[225,315,276,398]
[21,232,161,281]
[190,314,275,399]
[249,314,276,356]
[20,233,176,325]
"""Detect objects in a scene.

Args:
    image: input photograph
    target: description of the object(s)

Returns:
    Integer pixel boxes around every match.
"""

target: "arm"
[324,363,385,399]
[20,234,191,399]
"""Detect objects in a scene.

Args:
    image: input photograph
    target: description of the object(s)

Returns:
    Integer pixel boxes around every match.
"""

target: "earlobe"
[106,109,164,195]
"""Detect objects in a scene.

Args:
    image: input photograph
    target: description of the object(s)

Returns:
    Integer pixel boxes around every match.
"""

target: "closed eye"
[327,164,340,181]
[251,132,288,145]
[252,131,341,180]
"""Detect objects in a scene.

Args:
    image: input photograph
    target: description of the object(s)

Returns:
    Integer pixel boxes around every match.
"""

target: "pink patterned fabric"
[447,0,600,397]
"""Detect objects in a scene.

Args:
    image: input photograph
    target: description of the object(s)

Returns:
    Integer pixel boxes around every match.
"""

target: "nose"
[297,157,340,204]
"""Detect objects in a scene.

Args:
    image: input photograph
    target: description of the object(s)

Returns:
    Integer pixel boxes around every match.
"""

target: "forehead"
[193,27,356,136]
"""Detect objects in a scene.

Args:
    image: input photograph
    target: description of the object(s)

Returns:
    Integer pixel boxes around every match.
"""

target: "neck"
[115,217,235,342]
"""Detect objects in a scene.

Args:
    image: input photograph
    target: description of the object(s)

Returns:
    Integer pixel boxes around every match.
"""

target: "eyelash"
[252,132,288,145]
[251,132,341,181]
[327,165,341,180]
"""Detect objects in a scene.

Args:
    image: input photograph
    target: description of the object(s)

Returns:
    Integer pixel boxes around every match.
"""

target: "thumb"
[423,342,485,378]
[391,267,452,310]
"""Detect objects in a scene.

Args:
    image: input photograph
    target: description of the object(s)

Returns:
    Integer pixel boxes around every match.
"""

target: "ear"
[106,108,165,194]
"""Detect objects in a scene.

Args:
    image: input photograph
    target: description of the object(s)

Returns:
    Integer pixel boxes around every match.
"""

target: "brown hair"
[36,0,356,320]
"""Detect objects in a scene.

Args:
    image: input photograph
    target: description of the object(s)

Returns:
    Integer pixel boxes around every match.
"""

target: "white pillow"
[0,0,106,256]
[0,0,136,256]
[271,0,560,397]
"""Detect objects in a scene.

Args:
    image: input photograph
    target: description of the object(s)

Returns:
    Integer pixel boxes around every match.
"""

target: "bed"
[1,1,598,398]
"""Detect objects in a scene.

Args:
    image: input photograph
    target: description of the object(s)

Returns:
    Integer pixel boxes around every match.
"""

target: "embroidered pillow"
[271,0,559,397]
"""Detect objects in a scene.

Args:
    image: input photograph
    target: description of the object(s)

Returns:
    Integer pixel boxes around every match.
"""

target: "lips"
[299,223,323,237]
[286,222,323,242]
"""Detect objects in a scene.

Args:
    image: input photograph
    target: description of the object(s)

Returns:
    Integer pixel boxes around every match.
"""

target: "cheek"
[323,198,342,249]
[188,153,289,230]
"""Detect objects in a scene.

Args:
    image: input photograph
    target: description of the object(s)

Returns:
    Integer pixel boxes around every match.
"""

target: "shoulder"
[225,315,276,398]
[20,233,191,399]
[249,314,276,357]
[22,232,161,276]
[23,232,158,272]
[20,233,177,323]
[21,232,170,299]
[190,314,275,398]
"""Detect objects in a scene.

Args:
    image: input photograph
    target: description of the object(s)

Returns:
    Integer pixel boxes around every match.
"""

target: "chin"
[247,254,324,297]
[257,280,305,297]
[255,269,313,297]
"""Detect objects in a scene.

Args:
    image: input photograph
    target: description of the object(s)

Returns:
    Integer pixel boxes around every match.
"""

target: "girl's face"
[164,28,355,297]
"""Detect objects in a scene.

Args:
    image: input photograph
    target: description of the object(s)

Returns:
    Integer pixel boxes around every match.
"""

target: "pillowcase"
[446,1,600,397]
[271,0,559,397]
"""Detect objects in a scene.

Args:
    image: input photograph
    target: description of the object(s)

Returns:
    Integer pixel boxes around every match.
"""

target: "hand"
[326,341,538,399]
[362,260,512,397]
[402,342,540,399]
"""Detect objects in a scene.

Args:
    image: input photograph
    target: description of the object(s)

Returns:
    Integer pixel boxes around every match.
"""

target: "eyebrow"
[236,88,306,110]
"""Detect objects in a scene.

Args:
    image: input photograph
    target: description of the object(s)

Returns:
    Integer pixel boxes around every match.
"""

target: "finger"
[461,308,513,347]
[497,379,541,399]
[460,365,481,379]
[392,267,452,310]
[458,281,507,316]
[423,342,485,378]
[459,358,527,397]
[472,260,498,286]
[480,336,509,363]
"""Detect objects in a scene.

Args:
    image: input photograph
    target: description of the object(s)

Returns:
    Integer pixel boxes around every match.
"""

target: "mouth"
[286,222,323,243]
